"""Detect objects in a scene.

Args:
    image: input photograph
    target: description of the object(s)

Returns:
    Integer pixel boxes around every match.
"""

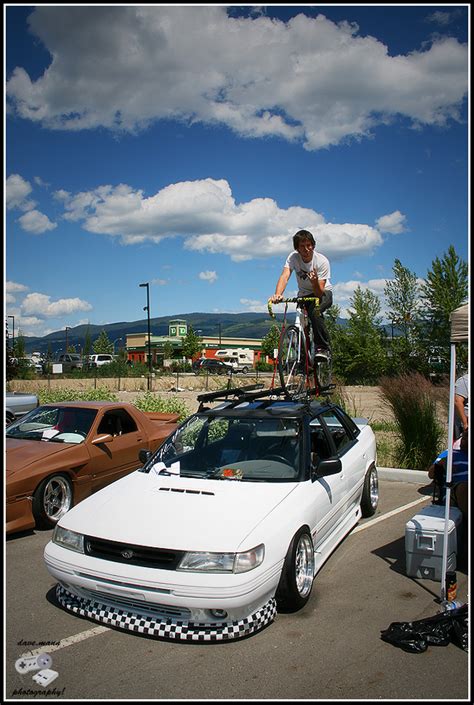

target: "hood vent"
[158,487,215,497]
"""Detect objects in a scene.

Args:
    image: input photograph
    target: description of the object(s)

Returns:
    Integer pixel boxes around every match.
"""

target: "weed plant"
[379,372,444,471]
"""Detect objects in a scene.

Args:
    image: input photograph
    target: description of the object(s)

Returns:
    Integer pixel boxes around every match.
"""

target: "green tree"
[15,330,26,358]
[162,341,175,360]
[181,326,203,360]
[6,322,17,381]
[339,287,386,384]
[384,259,424,374]
[420,245,468,349]
[83,326,92,357]
[261,324,281,361]
[93,330,114,354]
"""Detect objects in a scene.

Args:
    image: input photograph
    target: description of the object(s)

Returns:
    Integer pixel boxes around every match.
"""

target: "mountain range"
[18,311,300,355]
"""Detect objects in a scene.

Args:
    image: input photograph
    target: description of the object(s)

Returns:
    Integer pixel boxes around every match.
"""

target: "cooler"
[405,504,462,580]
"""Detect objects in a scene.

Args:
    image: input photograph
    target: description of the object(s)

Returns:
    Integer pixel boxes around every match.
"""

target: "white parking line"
[353,495,431,533]
[20,625,110,658]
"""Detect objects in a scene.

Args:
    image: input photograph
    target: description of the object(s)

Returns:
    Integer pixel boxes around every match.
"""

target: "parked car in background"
[55,353,83,371]
[6,401,180,534]
[85,354,116,369]
[195,358,233,375]
[5,392,39,425]
[44,387,379,642]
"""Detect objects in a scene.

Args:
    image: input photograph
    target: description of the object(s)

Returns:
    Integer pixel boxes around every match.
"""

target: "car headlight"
[177,544,264,573]
[52,526,85,554]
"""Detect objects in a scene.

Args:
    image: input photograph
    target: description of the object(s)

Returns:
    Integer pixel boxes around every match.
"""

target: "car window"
[148,414,300,481]
[6,406,96,443]
[97,410,138,436]
[319,410,353,453]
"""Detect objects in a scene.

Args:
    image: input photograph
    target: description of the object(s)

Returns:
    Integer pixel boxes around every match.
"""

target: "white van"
[215,348,253,373]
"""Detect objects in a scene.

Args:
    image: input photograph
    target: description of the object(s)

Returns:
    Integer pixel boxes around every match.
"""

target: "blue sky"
[5,4,469,339]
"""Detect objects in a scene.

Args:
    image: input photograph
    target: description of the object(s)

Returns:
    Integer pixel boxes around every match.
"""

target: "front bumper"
[56,584,276,642]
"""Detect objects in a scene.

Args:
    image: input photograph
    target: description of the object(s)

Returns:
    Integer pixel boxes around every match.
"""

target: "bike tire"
[315,351,332,394]
[278,325,308,399]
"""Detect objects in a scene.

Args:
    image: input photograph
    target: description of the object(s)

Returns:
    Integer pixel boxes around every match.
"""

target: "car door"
[307,415,347,548]
[319,408,365,516]
[87,408,150,492]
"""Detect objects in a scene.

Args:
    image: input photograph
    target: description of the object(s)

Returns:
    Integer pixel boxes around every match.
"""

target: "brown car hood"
[6,438,88,477]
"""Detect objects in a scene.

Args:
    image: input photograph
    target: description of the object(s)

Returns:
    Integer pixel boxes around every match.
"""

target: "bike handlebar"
[267,296,320,318]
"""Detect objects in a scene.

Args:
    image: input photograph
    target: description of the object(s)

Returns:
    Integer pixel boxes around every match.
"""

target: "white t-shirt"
[284,251,332,296]
[455,373,469,418]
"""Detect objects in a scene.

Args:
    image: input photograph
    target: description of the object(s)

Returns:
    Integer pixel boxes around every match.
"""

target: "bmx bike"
[268,296,333,400]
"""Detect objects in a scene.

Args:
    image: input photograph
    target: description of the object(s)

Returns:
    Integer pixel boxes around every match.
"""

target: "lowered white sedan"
[44,386,379,642]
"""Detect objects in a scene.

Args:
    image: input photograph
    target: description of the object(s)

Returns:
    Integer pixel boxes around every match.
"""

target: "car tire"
[32,474,73,529]
[241,367,248,374]
[276,527,315,612]
[360,465,379,517]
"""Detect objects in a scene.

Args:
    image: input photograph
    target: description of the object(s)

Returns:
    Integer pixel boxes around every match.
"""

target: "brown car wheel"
[32,474,73,529]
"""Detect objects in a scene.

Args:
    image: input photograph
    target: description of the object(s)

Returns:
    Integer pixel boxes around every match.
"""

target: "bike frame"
[268,297,333,400]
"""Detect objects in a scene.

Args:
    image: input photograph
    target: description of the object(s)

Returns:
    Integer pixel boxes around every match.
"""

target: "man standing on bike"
[270,229,333,360]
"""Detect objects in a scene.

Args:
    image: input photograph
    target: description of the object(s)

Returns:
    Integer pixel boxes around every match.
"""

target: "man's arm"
[454,393,468,430]
[270,267,291,302]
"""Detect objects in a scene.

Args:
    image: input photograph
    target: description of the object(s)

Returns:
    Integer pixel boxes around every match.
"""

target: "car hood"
[60,471,299,552]
[6,438,87,476]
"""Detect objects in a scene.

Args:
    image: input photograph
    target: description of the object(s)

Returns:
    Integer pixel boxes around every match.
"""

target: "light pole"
[113,337,123,353]
[65,326,71,353]
[139,282,152,388]
[7,315,15,354]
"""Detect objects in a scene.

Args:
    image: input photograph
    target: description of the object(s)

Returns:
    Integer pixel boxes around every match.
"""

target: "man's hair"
[293,229,316,251]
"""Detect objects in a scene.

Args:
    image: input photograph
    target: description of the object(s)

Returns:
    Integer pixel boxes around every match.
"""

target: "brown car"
[6,402,179,535]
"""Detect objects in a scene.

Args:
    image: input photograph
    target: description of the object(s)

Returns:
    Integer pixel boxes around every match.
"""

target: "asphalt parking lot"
[5,474,469,701]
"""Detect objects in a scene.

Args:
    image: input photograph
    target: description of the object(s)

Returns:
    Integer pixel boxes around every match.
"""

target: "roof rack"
[196,382,336,410]
[197,383,264,409]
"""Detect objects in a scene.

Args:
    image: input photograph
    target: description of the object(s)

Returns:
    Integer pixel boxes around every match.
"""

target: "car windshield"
[146,414,301,482]
[6,406,97,444]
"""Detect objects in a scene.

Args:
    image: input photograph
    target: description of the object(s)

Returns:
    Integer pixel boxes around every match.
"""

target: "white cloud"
[199,271,218,284]
[6,280,29,293]
[6,174,35,211]
[55,177,384,261]
[239,298,268,313]
[375,211,407,234]
[18,209,57,234]
[21,292,92,317]
[332,278,389,317]
[426,11,459,26]
[6,7,467,150]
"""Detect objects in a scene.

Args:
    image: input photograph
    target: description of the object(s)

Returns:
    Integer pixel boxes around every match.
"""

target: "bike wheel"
[315,351,332,394]
[278,325,308,399]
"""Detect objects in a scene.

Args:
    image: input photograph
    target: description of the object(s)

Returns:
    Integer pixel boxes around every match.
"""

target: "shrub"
[38,387,118,404]
[133,392,189,420]
[379,372,444,471]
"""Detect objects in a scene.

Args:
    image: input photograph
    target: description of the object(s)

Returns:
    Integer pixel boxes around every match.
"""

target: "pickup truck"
[5,392,39,425]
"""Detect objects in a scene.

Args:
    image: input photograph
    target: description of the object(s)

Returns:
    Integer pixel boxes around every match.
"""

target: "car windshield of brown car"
[6,406,97,444]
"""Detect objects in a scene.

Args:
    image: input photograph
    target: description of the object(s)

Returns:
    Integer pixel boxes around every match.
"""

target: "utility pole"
[139,282,152,390]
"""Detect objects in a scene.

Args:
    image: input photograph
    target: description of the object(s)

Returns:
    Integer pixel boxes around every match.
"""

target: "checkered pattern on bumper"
[56,585,276,641]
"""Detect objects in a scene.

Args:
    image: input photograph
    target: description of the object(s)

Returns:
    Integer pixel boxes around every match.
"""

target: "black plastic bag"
[381,604,468,653]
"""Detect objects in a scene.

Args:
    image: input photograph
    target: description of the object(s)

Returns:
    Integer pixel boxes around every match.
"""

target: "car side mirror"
[92,433,114,445]
[139,448,153,465]
[311,457,342,479]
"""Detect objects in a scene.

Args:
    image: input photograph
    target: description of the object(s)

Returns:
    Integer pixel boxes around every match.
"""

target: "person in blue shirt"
[428,428,468,564]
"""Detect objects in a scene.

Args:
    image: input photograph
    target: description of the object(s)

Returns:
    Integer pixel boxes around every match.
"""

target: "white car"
[44,386,379,642]
[86,354,116,369]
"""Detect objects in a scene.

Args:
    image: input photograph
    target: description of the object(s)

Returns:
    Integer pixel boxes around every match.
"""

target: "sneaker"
[314,348,329,361]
